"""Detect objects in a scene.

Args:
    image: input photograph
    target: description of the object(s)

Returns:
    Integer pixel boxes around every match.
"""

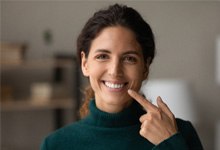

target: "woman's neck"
[95,99,133,114]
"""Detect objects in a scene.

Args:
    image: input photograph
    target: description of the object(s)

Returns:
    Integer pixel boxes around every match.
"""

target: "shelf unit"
[1,98,74,112]
[1,55,82,129]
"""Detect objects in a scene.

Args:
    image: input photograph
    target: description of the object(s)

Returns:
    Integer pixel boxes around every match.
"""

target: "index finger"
[128,89,158,112]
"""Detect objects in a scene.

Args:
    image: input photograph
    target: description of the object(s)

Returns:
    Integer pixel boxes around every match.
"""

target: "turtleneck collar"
[83,99,145,128]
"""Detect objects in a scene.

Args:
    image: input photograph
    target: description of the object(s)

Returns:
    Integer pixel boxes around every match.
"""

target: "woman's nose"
[108,59,123,77]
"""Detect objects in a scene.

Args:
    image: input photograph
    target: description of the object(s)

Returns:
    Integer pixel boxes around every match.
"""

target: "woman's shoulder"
[46,119,86,138]
[175,118,197,135]
[175,118,203,149]
[40,120,85,150]
[175,118,195,132]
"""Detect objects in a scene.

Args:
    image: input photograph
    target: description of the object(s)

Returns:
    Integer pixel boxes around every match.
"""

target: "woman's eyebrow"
[123,50,141,56]
[94,49,111,53]
[94,49,141,56]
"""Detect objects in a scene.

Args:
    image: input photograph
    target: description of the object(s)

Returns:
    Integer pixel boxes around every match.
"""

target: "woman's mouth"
[103,81,127,89]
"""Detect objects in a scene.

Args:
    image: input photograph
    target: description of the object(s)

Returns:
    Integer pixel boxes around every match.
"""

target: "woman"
[41,4,203,150]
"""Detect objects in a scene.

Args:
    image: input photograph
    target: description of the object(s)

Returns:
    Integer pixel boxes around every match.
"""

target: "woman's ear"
[143,58,151,80]
[81,51,89,77]
[143,67,149,80]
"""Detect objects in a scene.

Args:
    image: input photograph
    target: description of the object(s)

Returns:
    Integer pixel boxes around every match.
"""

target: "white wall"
[2,1,220,150]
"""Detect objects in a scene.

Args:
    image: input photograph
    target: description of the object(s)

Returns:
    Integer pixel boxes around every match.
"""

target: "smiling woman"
[40,4,203,150]
[80,26,147,113]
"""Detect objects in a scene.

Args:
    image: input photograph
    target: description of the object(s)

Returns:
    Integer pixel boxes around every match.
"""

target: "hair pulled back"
[77,4,155,118]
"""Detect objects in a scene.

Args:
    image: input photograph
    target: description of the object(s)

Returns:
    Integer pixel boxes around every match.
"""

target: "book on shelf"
[1,42,27,65]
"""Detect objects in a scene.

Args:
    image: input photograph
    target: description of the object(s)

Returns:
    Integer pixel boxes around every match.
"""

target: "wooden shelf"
[1,98,74,112]
[1,58,75,70]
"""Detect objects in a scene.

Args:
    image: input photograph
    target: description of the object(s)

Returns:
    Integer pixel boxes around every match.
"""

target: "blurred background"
[1,1,220,150]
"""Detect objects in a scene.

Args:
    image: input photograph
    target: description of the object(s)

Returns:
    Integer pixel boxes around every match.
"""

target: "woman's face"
[81,26,148,113]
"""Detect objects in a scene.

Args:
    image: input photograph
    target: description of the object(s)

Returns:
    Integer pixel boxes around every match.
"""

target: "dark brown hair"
[77,4,155,118]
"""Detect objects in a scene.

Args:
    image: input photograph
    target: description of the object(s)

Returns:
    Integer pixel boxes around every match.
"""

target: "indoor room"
[1,1,220,150]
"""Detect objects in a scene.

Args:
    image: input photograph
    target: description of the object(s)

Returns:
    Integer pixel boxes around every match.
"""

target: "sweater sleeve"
[152,119,203,150]
[152,133,189,150]
[40,138,48,150]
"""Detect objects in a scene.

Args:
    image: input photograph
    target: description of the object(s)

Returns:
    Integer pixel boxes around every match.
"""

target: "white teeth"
[105,82,124,89]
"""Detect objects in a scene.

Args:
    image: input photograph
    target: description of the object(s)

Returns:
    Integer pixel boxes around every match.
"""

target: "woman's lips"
[103,81,128,89]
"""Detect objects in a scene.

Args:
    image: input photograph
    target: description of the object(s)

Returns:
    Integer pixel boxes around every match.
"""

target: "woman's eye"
[123,56,137,63]
[96,54,109,61]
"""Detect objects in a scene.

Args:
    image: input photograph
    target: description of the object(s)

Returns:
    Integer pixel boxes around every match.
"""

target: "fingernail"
[128,89,134,95]
[157,96,162,102]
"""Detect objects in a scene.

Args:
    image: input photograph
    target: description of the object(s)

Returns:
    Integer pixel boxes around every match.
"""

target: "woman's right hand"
[128,89,178,145]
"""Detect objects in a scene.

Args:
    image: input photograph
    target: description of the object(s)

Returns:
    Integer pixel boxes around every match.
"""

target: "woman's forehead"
[90,26,141,52]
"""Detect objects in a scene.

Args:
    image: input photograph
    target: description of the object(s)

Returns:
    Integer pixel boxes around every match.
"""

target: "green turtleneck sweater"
[40,100,203,150]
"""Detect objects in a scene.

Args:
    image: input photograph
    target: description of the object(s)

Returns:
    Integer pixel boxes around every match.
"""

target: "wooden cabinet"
[1,54,82,150]
[1,56,81,122]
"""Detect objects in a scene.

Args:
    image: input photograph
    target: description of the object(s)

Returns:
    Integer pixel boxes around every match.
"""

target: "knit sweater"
[40,100,203,150]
